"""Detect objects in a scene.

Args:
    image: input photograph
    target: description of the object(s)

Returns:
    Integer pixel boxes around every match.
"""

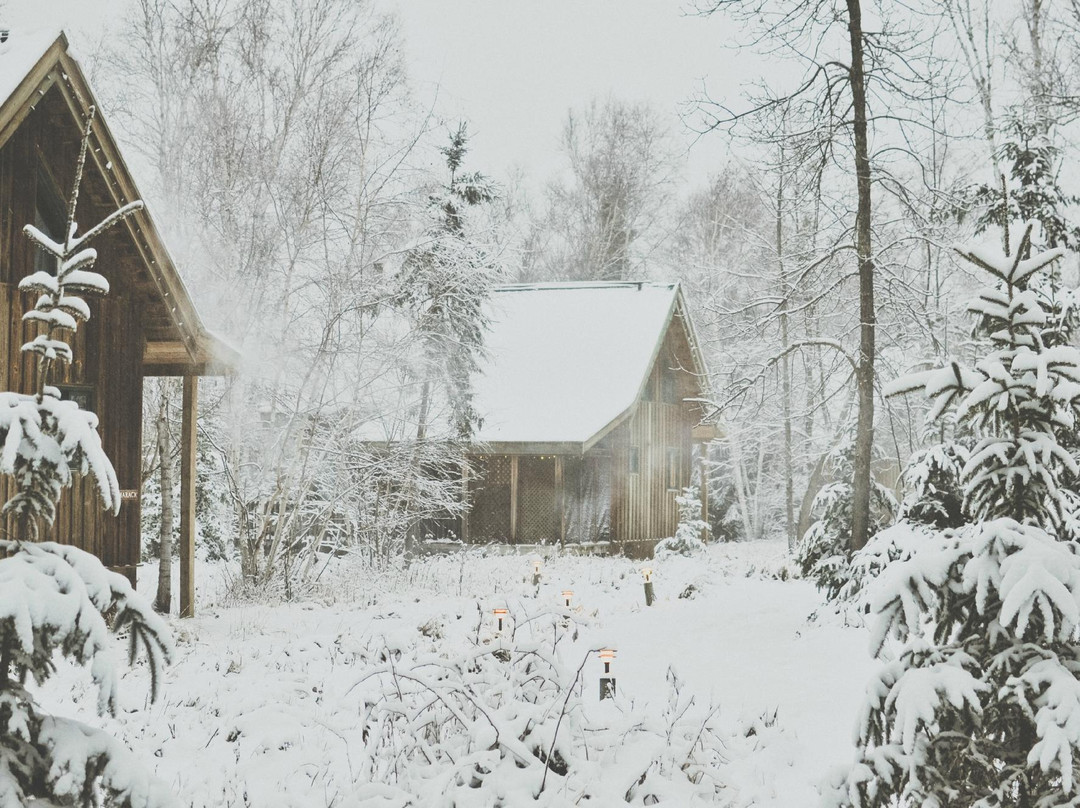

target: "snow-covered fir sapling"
[826,224,1080,808]
[795,442,897,603]
[0,108,175,808]
[654,486,709,558]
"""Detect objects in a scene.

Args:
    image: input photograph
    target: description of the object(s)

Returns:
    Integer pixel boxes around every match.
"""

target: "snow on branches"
[348,606,785,805]
[830,226,1080,807]
[0,108,175,807]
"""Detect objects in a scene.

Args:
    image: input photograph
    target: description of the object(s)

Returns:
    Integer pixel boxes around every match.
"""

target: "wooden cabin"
[0,31,235,614]
[436,282,715,558]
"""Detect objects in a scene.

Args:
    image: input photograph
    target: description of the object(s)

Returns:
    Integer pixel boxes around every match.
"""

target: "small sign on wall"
[119,490,139,502]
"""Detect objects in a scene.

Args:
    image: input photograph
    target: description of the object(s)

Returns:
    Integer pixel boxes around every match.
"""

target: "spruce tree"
[828,224,1080,807]
[795,441,897,603]
[0,109,175,808]
[396,123,499,441]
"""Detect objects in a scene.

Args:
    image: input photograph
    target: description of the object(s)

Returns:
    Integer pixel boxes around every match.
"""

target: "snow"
[40,541,876,806]
[473,282,680,444]
[0,28,61,115]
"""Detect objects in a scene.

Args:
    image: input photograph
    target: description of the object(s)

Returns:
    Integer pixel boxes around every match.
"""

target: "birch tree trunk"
[155,386,175,614]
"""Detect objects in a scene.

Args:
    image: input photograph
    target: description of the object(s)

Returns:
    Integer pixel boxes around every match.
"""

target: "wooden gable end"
[0,82,146,573]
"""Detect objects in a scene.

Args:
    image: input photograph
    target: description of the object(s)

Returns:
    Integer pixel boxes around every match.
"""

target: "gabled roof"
[472,281,709,452]
[0,30,236,375]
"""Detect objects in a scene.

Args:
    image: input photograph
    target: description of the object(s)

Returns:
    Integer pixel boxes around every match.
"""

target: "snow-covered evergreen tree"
[0,108,174,808]
[655,487,710,558]
[828,224,1080,807]
[396,123,500,441]
[969,114,1080,253]
[795,442,897,602]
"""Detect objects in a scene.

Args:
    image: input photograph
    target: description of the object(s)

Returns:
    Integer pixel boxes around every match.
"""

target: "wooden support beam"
[699,444,710,544]
[179,375,198,618]
[509,455,518,544]
[461,461,470,543]
[555,456,565,546]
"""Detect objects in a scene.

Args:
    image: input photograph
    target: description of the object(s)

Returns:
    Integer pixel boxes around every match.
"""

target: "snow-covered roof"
[472,282,684,446]
[0,29,61,112]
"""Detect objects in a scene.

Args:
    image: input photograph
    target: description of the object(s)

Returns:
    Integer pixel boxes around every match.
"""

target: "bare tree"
[692,0,953,550]
[535,97,677,281]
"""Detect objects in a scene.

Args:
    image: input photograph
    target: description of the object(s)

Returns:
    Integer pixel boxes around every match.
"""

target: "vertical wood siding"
[0,91,145,583]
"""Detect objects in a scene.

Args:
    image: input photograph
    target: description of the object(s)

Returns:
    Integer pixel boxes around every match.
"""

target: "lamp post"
[599,648,616,700]
[642,567,654,606]
[493,608,509,633]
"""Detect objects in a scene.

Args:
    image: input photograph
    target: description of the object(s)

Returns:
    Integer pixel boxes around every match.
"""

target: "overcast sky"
[3,0,766,191]
[385,0,745,182]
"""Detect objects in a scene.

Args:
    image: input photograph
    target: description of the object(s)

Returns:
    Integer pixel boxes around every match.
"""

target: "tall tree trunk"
[846,0,877,551]
[776,144,795,550]
[729,427,755,541]
[155,385,175,614]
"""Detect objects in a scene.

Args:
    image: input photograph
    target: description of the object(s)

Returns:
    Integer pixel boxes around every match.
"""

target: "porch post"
[179,374,198,618]
[461,460,470,542]
[699,444,710,543]
[509,455,518,543]
[555,455,565,546]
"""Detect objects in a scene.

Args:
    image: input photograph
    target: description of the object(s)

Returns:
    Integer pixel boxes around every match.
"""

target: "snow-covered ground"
[40,541,876,806]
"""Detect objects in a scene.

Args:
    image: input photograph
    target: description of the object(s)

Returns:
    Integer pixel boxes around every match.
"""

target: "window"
[56,384,95,412]
[666,447,680,491]
[34,166,65,278]
[629,447,640,475]
[661,365,680,404]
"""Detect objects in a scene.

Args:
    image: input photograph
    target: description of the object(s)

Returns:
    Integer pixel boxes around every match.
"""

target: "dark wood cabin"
[428,282,715,558]
[0,31,235,614]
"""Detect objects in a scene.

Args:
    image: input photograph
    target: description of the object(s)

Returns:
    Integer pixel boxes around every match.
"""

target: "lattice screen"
[517,456,556,544]
[469,455,512,541]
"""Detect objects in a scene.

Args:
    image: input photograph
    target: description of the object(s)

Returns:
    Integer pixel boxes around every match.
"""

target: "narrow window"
[666,447,679,491]
[34,166,65,277]
[629,447,640,475]
[661,366,679,404]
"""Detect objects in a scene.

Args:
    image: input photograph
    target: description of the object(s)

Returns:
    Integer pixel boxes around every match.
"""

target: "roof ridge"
[494,280,676,292]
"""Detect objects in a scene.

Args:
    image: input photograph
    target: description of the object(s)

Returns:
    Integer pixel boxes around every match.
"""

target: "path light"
[532,558,543,586]
[599,648,617,700]
[562,589,574,608]
[642,567,655,607]
[493,608,509,633]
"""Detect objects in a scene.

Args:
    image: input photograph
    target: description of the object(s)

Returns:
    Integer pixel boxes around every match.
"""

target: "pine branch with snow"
[831,225,1080,807]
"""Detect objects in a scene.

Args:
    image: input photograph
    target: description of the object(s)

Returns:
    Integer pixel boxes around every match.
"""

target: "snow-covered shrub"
[0,109,174,808]
[350,607,787,806]
[795,443,897,602]
[829,226,1080,807]
[655,487,709,558]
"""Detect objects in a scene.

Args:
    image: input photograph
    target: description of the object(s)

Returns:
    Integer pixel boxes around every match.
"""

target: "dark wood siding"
[0,87,145,582]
